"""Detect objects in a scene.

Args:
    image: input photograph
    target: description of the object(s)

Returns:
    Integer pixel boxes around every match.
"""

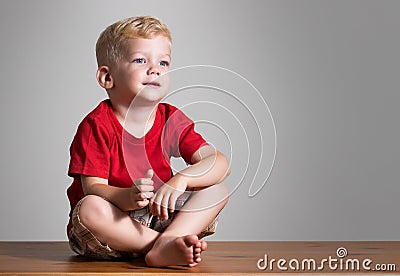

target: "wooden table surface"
[0,241,399,275]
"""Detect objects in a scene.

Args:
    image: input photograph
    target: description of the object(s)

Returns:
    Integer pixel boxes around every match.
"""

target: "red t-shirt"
[66,99,207,233]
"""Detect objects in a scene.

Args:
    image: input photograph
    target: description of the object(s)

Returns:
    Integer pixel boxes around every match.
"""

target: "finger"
[143,192,154,199]
[144,169,154,179]
[160,196,170,220]
[142,178,154,185]
[168,194,178,213]
[136,198,150,209]
[137,188,154,201]
[149,197,155,213]
[137,183,154,193]
[135,178,154,186]
[150,195,161,217]
[155,202,161,218]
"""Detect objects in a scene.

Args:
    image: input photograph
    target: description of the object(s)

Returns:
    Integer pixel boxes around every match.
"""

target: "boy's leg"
[78,195,159,254]
[145,182,229,267]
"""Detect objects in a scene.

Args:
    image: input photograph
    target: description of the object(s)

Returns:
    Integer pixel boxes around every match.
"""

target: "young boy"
[66,16,230,267]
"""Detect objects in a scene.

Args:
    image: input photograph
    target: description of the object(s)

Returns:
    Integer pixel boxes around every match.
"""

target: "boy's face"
[110,35,171,104]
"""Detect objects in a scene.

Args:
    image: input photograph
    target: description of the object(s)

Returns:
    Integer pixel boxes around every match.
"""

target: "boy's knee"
[200,182,230,207]
[211,182,229,197]
[216,182,229,205]
[79,195,112,229]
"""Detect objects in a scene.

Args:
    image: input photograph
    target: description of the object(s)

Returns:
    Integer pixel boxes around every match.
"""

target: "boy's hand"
[149,175,187,220]
[131,169,155,210]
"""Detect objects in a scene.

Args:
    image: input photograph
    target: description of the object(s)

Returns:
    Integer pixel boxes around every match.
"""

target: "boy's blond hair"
[96,16,171,67]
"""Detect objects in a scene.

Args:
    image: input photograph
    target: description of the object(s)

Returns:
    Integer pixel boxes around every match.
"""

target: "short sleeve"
[68,117,111,179]
[178,123,208,164]
[163,105,207,164]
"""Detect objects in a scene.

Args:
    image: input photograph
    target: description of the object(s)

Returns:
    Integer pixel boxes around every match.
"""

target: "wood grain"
[0,241,399,275]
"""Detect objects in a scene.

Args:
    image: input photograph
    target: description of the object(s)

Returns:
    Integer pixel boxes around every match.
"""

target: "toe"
[194,256,201,263]
[183,235,199,247]
[194,253,201,260]
[200,240,207,251]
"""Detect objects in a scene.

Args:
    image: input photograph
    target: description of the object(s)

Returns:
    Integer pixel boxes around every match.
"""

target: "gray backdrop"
[0,0,399,241]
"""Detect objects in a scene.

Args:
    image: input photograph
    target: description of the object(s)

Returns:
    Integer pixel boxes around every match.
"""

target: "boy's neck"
[111,100,159,138]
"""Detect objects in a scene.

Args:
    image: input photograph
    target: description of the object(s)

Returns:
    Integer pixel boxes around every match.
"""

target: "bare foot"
[145,234,207,267]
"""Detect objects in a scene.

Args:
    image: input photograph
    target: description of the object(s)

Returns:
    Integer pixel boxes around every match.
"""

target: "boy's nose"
[147,65,160,76]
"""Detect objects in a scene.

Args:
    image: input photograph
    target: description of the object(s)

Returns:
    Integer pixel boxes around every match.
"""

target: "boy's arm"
[149,145,230,219]
[180,145,230,188]
[81,172,154,212]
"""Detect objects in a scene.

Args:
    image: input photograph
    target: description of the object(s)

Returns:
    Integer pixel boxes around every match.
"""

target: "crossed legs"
[77,183,229,267]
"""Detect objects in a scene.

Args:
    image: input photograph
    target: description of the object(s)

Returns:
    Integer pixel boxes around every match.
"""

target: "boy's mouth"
[143,81,161,87]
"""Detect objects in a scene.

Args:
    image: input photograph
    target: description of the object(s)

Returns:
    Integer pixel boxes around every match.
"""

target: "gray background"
[0,0,399,241]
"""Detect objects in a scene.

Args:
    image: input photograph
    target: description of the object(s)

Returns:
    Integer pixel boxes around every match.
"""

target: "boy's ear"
[96,66,114,89]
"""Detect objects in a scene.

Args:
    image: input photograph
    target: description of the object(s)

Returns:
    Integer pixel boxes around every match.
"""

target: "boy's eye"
[133,58,145,64]
[160,60,169,67]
